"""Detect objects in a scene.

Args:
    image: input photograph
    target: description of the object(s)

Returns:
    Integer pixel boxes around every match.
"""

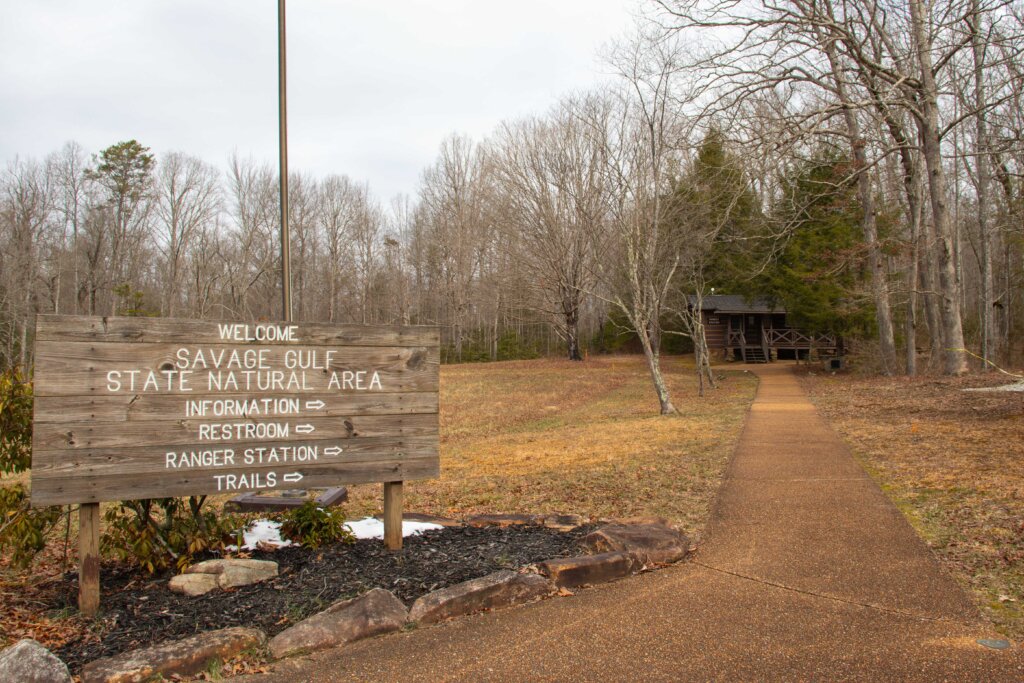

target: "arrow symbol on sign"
[295,424,315,434]
[305,400,325,411]
[324,446,344,457]
[283,472,303,483]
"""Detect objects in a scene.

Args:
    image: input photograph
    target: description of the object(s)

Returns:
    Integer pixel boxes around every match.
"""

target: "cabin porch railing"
[762,327,837,350]
[727,328,747,362]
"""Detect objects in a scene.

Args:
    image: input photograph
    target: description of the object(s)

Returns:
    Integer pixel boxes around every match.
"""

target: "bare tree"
[48,141,89,315]
[155,152,220,317]
[418,135,495,361]
[494,94,609,360]
[317,175,359,323]
[597,30,688,414]
[0,157,54,366]
[225,154,280,319]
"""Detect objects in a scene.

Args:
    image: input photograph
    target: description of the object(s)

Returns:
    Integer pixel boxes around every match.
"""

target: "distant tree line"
[2,0,1023,412]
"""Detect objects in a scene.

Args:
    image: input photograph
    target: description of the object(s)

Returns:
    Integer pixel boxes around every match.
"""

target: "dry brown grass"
[799,369,1024,639]
[343,356,758,541]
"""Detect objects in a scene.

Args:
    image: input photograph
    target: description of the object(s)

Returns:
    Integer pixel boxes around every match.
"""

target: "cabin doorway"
[744,314,761,344]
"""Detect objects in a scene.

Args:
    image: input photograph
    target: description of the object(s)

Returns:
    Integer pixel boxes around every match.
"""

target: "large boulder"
[268,588,407,659]
[168,573,219,597]
[80,627,265,683]
[409,571,554,624]
[540,551,639,588]
[582,523,690,566]
[184,558,279,589]
[0,639,72,683]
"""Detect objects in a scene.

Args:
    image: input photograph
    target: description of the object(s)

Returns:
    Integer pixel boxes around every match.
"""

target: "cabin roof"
[693,294,786,314]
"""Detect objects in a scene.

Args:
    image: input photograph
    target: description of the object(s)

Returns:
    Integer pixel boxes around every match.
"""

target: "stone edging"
[16,517,689,683]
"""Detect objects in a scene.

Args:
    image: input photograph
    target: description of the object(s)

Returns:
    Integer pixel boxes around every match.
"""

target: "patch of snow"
[964,382,1024,393]
[228,516,443,550]
[344,517,443,540]
[229,518,293,551]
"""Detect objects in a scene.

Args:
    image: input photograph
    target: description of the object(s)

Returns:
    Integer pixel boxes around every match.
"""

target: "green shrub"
[0,368,62,569]
[0,484,61,569]
[102,496,243,573]
[278,500,354,549]
[0,367,33,475]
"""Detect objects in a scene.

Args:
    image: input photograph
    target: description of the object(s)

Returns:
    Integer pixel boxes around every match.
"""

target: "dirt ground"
[799,367,1024,639]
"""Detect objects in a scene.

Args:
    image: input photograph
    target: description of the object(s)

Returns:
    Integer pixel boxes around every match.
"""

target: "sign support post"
[383,481,403,550]
[278,0,292,324]
[78,502,101,616]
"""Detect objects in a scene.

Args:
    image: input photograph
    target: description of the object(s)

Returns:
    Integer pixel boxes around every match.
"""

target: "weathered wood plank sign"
[31,315,440,506]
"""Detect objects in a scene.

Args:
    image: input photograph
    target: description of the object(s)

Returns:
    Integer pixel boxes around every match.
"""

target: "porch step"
[744,347,768,363]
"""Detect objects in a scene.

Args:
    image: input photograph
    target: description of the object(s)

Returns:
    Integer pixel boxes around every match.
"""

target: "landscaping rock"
[184,558,279,589]
[80,627,264,683]
[409,570,554,624]
[218,563,278,589]
[605,516,671,527]
[0,639,72,683]
[268,588,407,659]
[540,551,639,588]
[465,513,541,528]
[168,573,219,597]
[583,523,690,566]
[541,514,585,531]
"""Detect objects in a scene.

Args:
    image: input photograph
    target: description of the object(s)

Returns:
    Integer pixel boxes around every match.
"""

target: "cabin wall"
[702,312,728,350]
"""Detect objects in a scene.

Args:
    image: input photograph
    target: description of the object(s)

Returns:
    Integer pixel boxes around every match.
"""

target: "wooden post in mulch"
[78,502,101,616]
[383,481,403,550]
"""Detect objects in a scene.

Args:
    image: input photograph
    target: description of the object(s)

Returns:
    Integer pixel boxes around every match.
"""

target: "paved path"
[249,364,1022,681]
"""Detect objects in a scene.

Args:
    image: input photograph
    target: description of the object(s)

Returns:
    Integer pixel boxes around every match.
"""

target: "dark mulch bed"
[53,524,595,673]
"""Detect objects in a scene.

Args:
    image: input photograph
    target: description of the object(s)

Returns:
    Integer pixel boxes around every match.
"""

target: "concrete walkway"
[249,364,1022,681]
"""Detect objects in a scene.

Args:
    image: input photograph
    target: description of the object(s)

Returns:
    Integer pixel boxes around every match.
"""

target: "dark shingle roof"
[691,294,785,314]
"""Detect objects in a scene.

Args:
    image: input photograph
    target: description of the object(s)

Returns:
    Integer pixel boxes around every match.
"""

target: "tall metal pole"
[278,0,292,322]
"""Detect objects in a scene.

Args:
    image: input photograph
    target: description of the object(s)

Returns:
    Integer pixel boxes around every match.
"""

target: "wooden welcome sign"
[31,315,440,614]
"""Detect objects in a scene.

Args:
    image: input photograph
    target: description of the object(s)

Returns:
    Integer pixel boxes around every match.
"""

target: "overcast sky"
[2,1,641,200]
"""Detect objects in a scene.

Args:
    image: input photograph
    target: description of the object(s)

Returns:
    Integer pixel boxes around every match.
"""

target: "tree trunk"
[905,215,920,377]
[564,301,583,361]
[919,219,944,370]
[909,0,968,375]
[971,0,996,367]
[492,289,500,361]
[637,323,676,415]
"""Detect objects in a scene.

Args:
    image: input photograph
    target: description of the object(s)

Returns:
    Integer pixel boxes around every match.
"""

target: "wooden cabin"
[694,294,839,363]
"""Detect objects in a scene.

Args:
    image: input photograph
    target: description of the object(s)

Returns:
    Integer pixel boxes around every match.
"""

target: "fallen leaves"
[801,368,1024,639]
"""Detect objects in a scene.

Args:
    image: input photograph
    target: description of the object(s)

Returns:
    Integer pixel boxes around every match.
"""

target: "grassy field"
[344,355,758,540]
[800,369,1024,639]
